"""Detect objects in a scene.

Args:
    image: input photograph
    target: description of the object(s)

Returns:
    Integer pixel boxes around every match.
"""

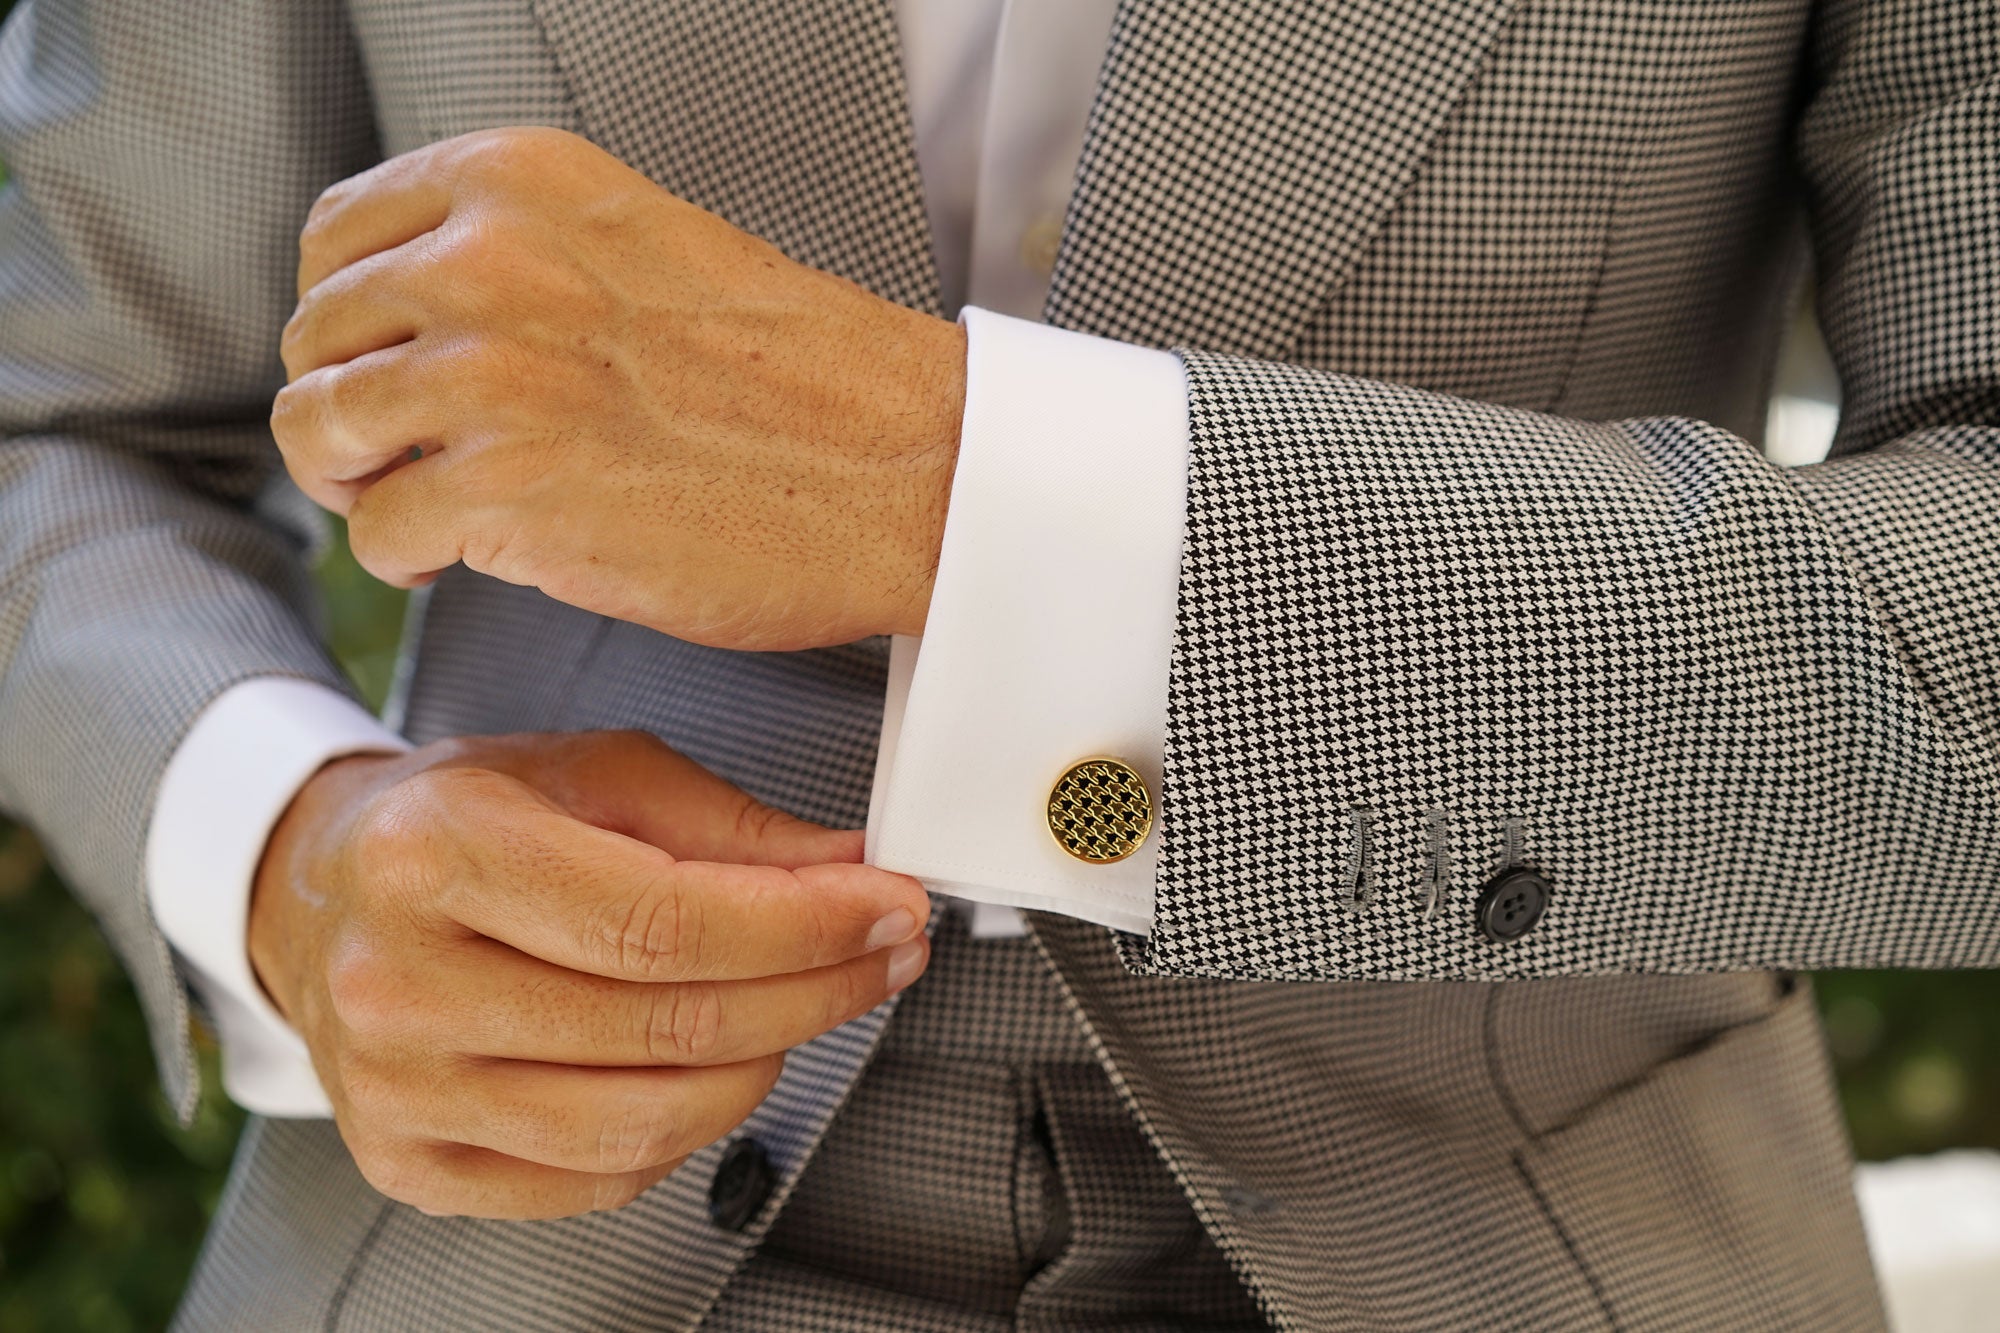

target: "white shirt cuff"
[146,678,410,1117]
[867,307,1190,936]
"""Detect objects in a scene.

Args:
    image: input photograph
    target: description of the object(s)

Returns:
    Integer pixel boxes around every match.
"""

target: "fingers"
[391,1056,781,1181]
[282,241,435,380]
[416,933,928,1068]
[316,726,939,1224]
[343,443,478,584]
[342,1049,781,1219]
[421,771,929,983]
[295,127,596,299]
[534,730,869,871]
[354,1139,678,1222]
[272,342,464,515]
[297,139,465,298]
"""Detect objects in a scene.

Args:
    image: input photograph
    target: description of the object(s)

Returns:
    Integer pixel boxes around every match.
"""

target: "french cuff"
[146,677,410,1117]
[866,307,1190,937]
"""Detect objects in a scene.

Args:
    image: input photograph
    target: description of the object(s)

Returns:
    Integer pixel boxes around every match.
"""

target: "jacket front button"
[1475,867,1550,942]
[708,1137,776,1232]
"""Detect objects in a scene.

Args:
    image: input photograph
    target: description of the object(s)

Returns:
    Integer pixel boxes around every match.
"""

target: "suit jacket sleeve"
[1132,1,2000,982]
[0,0,378,1115]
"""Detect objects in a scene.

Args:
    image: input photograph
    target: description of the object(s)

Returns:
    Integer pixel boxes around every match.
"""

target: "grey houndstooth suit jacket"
[4,0,1995,1325]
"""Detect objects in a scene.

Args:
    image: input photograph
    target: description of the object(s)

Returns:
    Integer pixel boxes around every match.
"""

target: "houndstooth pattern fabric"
[701,918,1263,1332]
[1079,0,2000,987]
[4,0,1985,1325]
[174,917,1261,1330]
[0,0,380,1121]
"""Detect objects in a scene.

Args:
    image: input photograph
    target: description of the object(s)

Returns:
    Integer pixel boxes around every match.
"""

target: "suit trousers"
[701,912,1267,1330]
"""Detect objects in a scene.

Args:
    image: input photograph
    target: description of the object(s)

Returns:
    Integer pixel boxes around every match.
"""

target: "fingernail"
[885,940,927,993]
[866,907,918,951]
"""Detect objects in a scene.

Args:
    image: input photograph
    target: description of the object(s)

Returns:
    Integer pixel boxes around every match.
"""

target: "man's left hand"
[274,127,965,651]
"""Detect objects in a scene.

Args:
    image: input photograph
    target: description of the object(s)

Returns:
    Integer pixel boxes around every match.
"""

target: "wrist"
[878,312,965,639]
[249,751,403,1026]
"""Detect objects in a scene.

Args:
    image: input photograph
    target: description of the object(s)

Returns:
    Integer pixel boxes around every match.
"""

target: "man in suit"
[2,0,1994,1326]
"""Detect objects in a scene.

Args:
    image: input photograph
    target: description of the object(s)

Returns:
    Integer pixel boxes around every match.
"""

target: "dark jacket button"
[1475,867,1550,942]
[708,1137,776,1232]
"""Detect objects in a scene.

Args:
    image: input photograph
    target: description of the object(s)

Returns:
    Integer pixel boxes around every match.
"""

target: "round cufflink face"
[1047,757,1154,864]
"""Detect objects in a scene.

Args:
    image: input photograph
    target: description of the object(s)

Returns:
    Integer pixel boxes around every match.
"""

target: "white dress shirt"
[147,0,1190,1116]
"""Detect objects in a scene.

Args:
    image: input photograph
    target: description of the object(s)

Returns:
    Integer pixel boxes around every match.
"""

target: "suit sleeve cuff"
[146,678,410,1117]
[867,307,1189,936]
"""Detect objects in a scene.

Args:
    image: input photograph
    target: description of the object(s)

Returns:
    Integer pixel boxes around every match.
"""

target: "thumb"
[553,730,865,869]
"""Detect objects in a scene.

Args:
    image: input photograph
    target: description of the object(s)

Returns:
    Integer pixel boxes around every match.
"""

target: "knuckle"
[745,1053,786,1102]
[593,1102,677,1176]
[398,732,492,772]
[353,1144,437,1211]
[837,955,882,1021]
[323,935,410,1040]
[409,735,487,772]
[462,126,570,178]
[452,509,518,578]
[342,500,390,572]
[365,765,514,885]
[268,381,313,451]
[590,1171,652,1214]
[397,763,501,818]
[348,1144,401,1196]
[347,786,433,886]
[322,360,374,432]
[731,795,784,849]
[646,982,723,1065]
[461,128,532,175]
[277,309,312,375]
[337,1059,411,1124]
[424,212,502,292]
[442,217,501,270]
[602,880,696,981]
[300,184,348,250]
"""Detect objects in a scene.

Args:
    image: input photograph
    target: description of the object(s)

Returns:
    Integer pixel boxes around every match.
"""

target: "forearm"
[1124,0,2000,981]
[0,0,379,1112]
[1132,354,2000,982]
[148,681,411,1118]
[0,433,359,1113]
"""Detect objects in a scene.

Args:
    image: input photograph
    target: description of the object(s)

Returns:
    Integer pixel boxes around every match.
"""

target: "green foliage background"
[0,4,1996,1322]
[0,530,405,1333]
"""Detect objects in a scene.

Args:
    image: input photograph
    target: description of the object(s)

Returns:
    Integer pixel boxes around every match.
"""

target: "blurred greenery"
[0,526,404,1332]
[0,5,1995,1321]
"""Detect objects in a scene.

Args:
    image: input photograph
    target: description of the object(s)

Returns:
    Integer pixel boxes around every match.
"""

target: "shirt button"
[707,1137,776,1232]
[1019,213,1064,278]
[1475,867,1551,942]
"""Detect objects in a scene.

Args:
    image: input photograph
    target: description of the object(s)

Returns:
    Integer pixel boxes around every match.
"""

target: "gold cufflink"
[1046,757,1154,864]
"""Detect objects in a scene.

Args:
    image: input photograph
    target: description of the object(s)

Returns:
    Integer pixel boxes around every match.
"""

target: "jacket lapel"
[522,3,1528,1324]
[1046,0,1521,358]
[529,0,941,314]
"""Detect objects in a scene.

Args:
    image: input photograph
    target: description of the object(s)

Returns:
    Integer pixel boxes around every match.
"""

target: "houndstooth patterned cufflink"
[1047,758,1154,864]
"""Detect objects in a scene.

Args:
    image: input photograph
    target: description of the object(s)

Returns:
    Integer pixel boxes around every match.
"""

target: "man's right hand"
[248,729,931,1221]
